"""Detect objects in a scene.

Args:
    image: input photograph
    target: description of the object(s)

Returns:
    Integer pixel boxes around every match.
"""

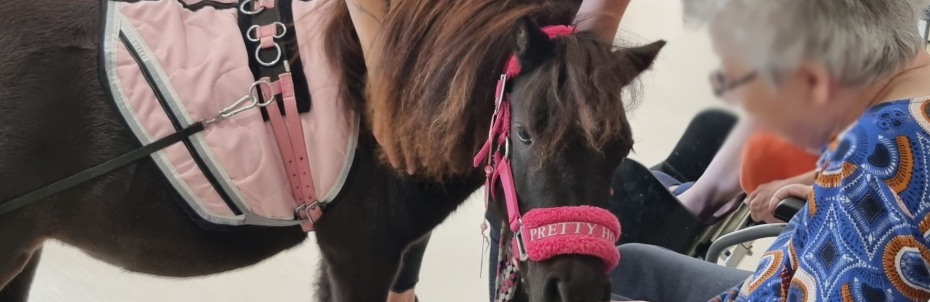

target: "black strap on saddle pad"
[0,122,206,216]
[0,0,299,218]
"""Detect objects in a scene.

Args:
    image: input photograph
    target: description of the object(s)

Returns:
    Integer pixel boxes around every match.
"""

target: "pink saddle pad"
[100,0,358,227]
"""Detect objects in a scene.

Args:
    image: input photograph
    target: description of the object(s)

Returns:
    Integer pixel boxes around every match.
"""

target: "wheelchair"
[610,109,807,267]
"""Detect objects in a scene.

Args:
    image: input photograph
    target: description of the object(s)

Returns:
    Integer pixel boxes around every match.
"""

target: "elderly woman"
[613,0,930,301]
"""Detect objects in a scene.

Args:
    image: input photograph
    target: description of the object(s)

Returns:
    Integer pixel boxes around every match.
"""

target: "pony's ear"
[616,40,666,73]
[513,17,556,72]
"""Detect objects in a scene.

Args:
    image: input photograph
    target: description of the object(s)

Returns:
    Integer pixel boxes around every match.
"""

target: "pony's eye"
[516,126,533,144]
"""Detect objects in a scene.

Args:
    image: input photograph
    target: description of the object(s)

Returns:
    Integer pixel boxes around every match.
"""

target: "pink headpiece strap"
[502,25,575,77]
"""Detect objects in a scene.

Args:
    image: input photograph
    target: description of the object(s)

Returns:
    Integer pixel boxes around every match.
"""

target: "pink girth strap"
[277,73,317,202]
[256,24,278,49]
[261,75,319,231]
[253,0,275,10]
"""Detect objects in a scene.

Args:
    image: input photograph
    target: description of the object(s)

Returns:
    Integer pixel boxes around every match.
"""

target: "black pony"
[0,0,662,301]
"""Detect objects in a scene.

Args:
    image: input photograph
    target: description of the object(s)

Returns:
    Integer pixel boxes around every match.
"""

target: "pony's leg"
[321,247,401,302]
[322,236,428,302]
[0,247,43,302]
[309,134,484,301]
[312,192,415,301]
[0,210,45,300]
[315,259,333,302]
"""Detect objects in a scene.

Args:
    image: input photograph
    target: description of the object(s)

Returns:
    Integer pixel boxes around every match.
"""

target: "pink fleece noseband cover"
[474,25,621,272]
[518,206,621,271]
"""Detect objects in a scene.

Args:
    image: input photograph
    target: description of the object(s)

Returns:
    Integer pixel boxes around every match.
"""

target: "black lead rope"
[0,122,207,216]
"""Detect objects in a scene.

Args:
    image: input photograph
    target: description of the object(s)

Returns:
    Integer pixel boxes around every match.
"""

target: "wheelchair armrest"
[774,197,806,222]
[705,223,788,263]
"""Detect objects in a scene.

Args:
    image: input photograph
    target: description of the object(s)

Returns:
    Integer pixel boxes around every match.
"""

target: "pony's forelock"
[516,33,638,163]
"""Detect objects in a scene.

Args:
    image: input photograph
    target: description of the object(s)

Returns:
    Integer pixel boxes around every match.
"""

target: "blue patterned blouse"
[712,98,930,302]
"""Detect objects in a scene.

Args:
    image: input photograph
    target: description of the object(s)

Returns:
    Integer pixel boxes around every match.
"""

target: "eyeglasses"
[710,70,757,97]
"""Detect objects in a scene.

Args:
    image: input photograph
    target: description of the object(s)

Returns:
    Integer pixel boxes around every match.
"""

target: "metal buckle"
[493,74,507,116]
[246,22,287,42]
[294,200,323,224]
[514,220,529,262]
[503,137,512,159]
[239,0,265,15]
[255,43,283,67]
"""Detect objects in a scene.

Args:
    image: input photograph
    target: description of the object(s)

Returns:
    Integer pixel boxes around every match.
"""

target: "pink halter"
[474,25,620,271]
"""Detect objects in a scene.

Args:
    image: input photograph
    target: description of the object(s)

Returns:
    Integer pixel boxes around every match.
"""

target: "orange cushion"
[739,131,819,193]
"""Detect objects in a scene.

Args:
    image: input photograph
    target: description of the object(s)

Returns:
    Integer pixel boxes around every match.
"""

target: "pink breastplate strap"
[473,25,620,271]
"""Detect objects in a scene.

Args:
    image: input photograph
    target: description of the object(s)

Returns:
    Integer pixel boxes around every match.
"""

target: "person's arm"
[345,0,387,66]
[345,0,416,172]
[678,118,758,216]
[575,0,632,43]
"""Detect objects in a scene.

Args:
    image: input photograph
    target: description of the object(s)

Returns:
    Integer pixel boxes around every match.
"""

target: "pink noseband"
[474,25,620,271]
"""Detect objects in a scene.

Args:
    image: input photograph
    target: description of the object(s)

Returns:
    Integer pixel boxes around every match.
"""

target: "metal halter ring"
[245,22,287,42]
[239,0,265,15]
[249,80,276,107]
[255,43,283,67]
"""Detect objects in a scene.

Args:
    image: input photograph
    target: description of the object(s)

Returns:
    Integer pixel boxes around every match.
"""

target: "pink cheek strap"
[514,206,621,271]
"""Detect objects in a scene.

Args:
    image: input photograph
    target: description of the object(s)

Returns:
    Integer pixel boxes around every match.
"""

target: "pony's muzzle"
[535,254,612,302]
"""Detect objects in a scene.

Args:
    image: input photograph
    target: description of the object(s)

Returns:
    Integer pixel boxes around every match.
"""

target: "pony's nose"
[543,260,611,302]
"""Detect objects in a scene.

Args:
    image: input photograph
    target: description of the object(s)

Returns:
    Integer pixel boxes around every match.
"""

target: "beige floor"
[27,1,754,301]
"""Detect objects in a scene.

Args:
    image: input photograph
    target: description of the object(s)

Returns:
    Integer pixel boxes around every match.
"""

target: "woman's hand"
[746,183,811,223]
[575,0,632,43]
[745,178,791,223]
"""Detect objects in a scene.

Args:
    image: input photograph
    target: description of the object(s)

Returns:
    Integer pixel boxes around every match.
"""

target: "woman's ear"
[513,17,557,72]
[797,61,832,106]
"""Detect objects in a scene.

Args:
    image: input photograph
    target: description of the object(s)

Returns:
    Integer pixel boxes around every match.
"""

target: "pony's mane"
[323,0,646,179]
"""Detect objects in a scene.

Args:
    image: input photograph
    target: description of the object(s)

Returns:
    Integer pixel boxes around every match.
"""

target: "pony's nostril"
[544,272,610,302]
[602,281,612,301]
[538,255,610,302]
[544,275,564,302]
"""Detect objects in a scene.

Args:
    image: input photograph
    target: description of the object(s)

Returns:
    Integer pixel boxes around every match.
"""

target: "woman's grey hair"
[684,0,930,85]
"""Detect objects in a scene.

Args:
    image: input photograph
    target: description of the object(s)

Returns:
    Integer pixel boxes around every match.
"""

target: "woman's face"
[714,45,840,150]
